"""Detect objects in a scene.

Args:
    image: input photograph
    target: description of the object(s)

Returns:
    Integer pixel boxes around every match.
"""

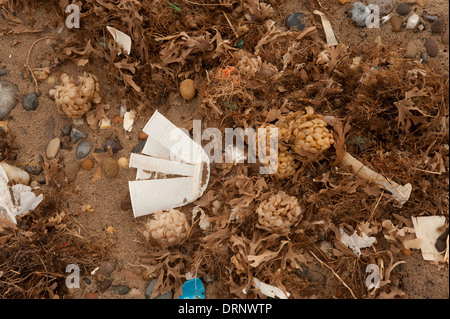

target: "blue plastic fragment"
[178,278,205,299]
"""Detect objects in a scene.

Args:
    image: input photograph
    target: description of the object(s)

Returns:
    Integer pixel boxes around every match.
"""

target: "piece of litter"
[411,216,447,263]
[313,10,338,46]
[128,110,210,218]
[91,267,99,275]
[191,206,212,232]
[253,277,290,299]
[106,26,131,55]
[179,278,205,299]
[123,109,136,132]
[339,227,376,256]
[0,165,43,224]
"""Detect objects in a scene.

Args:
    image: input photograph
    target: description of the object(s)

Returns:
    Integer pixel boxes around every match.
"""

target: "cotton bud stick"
[342,151,412,207]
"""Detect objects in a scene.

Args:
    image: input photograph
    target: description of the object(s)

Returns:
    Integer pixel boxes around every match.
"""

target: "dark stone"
[0,69,9,77]
[104,137,123,153]
[424,37,439,57]
[285,12,307,31]
[396,3,410,16]
[131,140,146,154]
[99,261,116,277]
[22,93,39,111]
[25,162,43,175]
[76,140,92,159]
[70,128,88,143]
[431,19,445,34]
[422,11,438,22]
[61,125,72,137]
[110,285,130,296]
[83,277,92,285]
[98,279,113,292]
[435,227,449,252]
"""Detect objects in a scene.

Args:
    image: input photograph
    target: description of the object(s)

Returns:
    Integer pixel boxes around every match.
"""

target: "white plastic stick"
[342,152,412,207]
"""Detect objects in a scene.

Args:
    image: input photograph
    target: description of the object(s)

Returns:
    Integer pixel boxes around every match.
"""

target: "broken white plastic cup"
[128,110,210,218]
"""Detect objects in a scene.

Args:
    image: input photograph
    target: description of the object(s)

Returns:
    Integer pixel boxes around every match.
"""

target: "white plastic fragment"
[123,109,136,132]
[106,26,132,55]
[313,10,338,46]
[411,216,447,263]
[191,206,212,232]
[128,110,210,218]
[0,162,30,185]
[253,278,290,299]
[339,227,376,256]
[0,164,43,224]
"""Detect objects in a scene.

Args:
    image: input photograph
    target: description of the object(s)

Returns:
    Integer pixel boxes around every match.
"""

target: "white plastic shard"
[339,227,376,256]
[313,10,338,46]
[106,26,132,55]
[411,216,447,263]
[128,110,210,218]
[0,165,43,224]
[253,278,290,299]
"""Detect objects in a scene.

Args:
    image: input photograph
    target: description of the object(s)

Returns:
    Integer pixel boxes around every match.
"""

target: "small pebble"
[422,11,438,22]
[118,157,129,168]
[25,161,43,175]
[110,285,130,296]
[396,3,410,16]
[64,163,80,182]
[61,125,72,137]
[98,279,113,292]
[22,93,38,111]
[99,261,116,277]
[179,79,196,101]
[81,158,95,171]
[46,137,60,160]
[0,80,19,120]
[120,195,132,211]
[0,69,9,77]
[404,42,417,59]
[424,37,439,57]
[145,279,173,299]
[70,128,88,143]
[84,292,99,299]
[435,228,449,252]
[138,131,148,140]
[296,266,326,284]
[348,2,370,27]
[76,140,92,159]
[82,277,91,285]
[405,13,419,29]
[104,137,123,153]
[102,158,119,178]
[431,19,445,34]
[131,140,146,154]
[420,52,427,63]
[390,15,403,32]
[442,30,449,45]
[285,12,307,31]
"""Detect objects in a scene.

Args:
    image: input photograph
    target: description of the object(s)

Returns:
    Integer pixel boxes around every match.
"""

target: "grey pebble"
[104,137,123,153]
[98,279,113,292]
[0,80,19,120]
[420,52,427,64]
[22,94,38,111]
[131,140,146,154]
[76,140,92,159]
[431,19,445,34]
[145,279,173,299]
[70,128,88,143]
[61,125,72,137]
[285,12,307,31]
[0,69,9,77]
[83,277,92,285]
[422,11,438,22]
[25,162,43,175]
[110,285,130,296]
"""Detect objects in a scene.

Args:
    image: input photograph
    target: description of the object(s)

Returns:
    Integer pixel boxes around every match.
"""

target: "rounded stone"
[424,38,439,57]
[422,11,438,22]
[348,2,370,27]
[102,158,119,178]
[0,80,19,120]
[76,140,92,159]
[431,19,445,34]
[70,128,88,143]
[25,162,43,175]
[120,195,132,211]
[442,30,449,45]
[390,15,403,32]
[366,0,396,16]
[64,163,80,182]
[103,137,123,153]
[46,138,61,160]
[22,93,39,111]
[145,279,173,299]
[98,279,112,292]
[420,52,427,64]
[99,261,116,277]
[81,158,95,171]
[61,125,72,137]
[285,12,307,31]
[110,285,130,296]
[179,79,196,101]
[404,42,417,59]
[396,3,410,16]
